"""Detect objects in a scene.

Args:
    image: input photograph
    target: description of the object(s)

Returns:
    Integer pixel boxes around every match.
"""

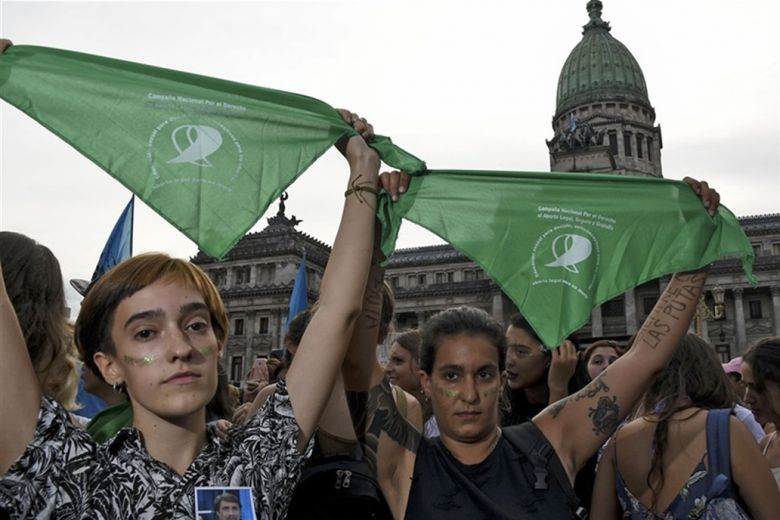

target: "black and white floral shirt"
[0,380,311,519]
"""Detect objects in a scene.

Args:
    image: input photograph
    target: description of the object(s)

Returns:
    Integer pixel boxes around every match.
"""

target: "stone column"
[492,291,504,322]
[699,302,710,342]
[624,289,638,335]
[225,267,234,289]
[772,286,780,335]
[616,129,625,157]
[276,308,286,349]
[733,288,746,352]
[249,264,257,287]
[244,311,256,360]
[591,305,603,337]
[416,311,425,329]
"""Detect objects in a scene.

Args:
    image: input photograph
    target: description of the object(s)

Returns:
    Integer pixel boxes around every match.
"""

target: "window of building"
[752,244,761,256]
[647,138,653,162]
[230,356,243,383]
[407,274,417,287]
[608,131,618,155]
[464,270,475,281]
[211,269,227,287]
[258,316,270,334]
[749,300,763,319]
[235,265,251,285]
[390,276,400,288]
[234,318,244,335]
[475,269,485,280]
[447,271,454,283]
[623,132,633,157]
[636,134,644,159]
[772,243,780,256]
[417,274,426,286]
[602,296,625,318]
[436,272,446,284]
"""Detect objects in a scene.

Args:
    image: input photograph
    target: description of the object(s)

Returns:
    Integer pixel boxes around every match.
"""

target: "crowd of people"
[1,37,780,520]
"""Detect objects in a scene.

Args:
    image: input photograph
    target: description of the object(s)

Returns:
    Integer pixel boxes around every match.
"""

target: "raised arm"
[284,110,379,447]
[341,172,421,518]
[0,261,42,474]
[535,178,720,482]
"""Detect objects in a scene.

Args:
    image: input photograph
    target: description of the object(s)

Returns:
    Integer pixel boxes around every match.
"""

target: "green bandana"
[0,46,754,346]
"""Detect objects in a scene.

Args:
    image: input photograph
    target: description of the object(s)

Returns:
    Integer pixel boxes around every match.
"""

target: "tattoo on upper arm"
[588,396,619,436]
[574,375,610,401]
[346,379,421,473]
[361,266,384,330]
[548,398,567,419]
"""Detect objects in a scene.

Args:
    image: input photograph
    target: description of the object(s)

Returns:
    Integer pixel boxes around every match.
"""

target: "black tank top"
[405,425,577,519]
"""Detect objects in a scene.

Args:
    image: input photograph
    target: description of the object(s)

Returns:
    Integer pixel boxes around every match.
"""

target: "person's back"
[612,408,711,517]
[591,334,780,520]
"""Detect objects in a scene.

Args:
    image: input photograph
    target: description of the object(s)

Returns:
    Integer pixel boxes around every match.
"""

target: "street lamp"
[694,285,726,336]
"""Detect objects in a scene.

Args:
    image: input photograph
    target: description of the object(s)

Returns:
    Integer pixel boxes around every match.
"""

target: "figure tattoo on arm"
[588,396,619,435]
[346,379,421,473]
[573,374,620,436]
[548,398,567,419]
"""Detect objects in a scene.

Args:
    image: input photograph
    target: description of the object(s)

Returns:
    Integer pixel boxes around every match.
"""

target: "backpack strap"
[503,423,586,519]
[705,408,733,497]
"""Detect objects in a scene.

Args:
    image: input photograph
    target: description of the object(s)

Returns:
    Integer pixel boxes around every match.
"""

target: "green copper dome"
[556,1,649,115]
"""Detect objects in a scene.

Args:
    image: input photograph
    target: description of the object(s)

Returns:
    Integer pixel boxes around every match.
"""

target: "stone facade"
[547,100,663,177]
[191,203,329,384]
[382,214,780,361]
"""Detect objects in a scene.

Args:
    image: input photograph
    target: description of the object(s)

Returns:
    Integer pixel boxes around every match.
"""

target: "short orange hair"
[75,253,228,381]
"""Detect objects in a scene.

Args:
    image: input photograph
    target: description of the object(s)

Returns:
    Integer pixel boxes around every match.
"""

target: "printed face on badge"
[421,334,502,444]
[97,281,221,424]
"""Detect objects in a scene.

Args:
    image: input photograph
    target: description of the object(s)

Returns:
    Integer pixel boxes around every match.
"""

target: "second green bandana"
[377,170,755,347]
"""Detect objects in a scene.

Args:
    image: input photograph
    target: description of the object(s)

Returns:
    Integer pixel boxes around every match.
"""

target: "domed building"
[194,1,780,382]
[547,0,662,177]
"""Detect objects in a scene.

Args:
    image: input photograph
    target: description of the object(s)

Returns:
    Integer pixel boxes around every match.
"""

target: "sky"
[1,0,778,311]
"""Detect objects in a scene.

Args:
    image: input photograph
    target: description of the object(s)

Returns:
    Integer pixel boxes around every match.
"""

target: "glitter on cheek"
[124,354,157,367]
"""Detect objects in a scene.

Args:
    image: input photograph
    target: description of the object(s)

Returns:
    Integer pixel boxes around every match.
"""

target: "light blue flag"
[286,251,308,330]
[91,196,134,282]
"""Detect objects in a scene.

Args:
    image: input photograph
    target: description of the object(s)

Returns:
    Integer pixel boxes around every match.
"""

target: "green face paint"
[198,346,216,357]
[445,389,459,398]
[124,353,157,366]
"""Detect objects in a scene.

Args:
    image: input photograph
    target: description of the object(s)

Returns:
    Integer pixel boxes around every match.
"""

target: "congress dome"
[555,0,650,118]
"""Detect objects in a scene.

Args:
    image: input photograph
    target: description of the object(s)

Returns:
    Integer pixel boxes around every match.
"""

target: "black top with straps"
[405,422,582,519]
